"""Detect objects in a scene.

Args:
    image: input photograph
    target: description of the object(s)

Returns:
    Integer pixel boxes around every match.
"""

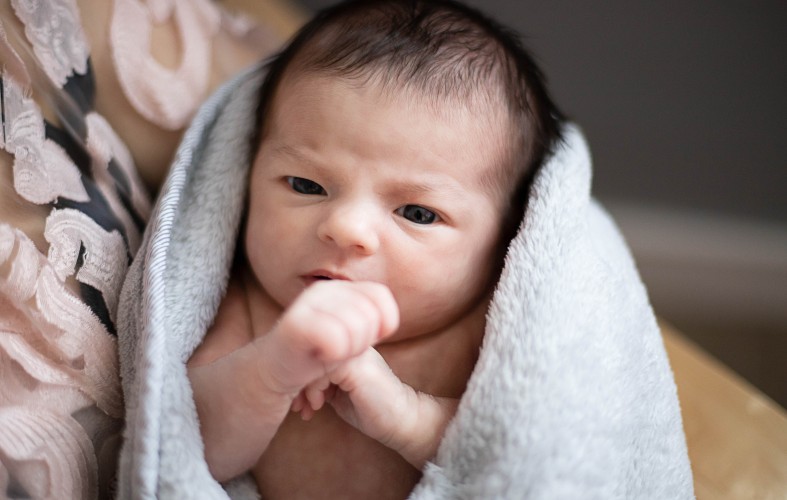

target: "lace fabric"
[0,223,124,499]
[1,3,148,497]
[109,0,221,130]
[2,74,90,205]
[9,0,89,87]
[0,19,30,89]
[2,0,283,496]
[109,0,278,130]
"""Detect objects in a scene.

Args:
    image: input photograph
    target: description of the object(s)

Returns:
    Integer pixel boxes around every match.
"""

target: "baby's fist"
[260,281,399,395]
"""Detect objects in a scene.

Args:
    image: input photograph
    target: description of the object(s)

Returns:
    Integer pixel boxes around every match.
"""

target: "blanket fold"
[117,64,694,499]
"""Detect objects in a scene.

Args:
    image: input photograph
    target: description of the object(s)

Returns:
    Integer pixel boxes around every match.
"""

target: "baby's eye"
[287,176,326,195]
[396,205,439,225]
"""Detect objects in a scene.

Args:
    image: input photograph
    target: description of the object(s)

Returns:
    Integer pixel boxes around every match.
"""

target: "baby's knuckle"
[318,316,353,359]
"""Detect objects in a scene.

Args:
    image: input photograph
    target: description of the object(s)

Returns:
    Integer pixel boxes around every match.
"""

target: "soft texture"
[1,3,149,497]
[1,2,283,496]
[117,64,694,499]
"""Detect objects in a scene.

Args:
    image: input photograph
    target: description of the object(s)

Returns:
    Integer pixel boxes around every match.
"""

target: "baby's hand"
[294,348,460,468]
[292,347,412,433]
[189,280,397,482]
[255,280,399,398]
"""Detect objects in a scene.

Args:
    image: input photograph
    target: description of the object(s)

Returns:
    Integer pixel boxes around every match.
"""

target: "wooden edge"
[660,320,787,499]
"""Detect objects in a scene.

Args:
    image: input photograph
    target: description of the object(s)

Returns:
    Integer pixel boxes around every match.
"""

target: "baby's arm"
[295,348,459,469]
[188,281,399,481]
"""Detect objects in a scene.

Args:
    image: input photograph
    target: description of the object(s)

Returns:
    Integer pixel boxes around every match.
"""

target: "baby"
[187,0,562,498]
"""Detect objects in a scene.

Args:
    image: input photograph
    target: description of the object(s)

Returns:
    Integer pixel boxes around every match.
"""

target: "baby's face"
[245,75,508,341]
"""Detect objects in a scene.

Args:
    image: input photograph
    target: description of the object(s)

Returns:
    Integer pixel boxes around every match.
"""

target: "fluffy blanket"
[117,64,694,499]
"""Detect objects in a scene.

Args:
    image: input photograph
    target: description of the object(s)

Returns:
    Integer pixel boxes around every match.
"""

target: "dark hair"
[252,0,563,236]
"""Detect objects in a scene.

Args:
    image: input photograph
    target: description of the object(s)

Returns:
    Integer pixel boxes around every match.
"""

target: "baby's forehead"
[273,71,512,165]
[276,70,509,127]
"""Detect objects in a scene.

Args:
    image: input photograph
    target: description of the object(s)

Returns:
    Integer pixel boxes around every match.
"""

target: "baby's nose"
[317,201,380,255]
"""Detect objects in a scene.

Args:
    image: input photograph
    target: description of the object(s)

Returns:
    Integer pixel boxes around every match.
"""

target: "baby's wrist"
[393,392,459,469]
[188,344,294,481]
[248,330,309,400]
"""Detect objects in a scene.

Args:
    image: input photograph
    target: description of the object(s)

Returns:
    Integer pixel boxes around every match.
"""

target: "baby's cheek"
[251,206,290,243]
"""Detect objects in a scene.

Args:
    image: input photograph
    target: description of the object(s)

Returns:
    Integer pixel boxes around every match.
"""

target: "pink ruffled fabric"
[1,1,125,493]
[1,0,281,495]
[109,0,281,130]
[0,18,137,498]
[1,1,144,497]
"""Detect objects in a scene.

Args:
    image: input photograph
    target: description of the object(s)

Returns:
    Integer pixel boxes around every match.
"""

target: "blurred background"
[295,0,787,408]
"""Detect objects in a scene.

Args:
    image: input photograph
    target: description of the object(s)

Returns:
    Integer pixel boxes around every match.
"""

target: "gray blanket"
[117,64,694,499]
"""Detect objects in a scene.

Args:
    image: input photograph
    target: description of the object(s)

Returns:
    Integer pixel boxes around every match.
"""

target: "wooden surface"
[662,323,787,499]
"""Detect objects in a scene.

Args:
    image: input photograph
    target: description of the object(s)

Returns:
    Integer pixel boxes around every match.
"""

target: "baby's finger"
[299,405,316,421]
[291,391,307,413]
[351,282,400,341]
[304,376,332,411]
[322,382,338,405]
[314,282,398,356]
[306,281,399,342]
[295,282,397,361]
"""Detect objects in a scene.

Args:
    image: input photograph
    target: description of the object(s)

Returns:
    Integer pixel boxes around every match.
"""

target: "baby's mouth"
[301,270,350,285]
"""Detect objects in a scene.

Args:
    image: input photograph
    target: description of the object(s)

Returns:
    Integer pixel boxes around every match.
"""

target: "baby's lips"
[301,269,351,285]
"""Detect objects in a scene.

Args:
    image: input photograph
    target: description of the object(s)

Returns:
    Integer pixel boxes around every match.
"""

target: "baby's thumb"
[361,282,399,342]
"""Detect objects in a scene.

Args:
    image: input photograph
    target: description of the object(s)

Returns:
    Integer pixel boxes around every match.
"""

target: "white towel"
[117,64,694,499]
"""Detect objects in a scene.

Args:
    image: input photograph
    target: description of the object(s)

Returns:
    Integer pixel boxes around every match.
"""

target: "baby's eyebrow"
[272,144,312,163]
[387,181,439,197]
[384,178,465,200]
[272,144,334,175]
